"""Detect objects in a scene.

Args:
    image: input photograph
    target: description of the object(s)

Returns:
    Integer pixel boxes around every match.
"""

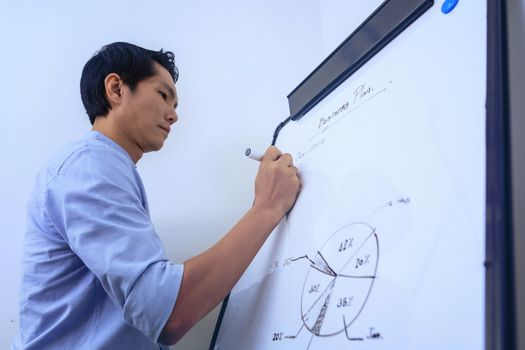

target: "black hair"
[80,42,179,125]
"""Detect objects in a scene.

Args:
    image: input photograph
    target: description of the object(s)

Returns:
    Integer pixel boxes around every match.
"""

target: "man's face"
[118,62,179,153]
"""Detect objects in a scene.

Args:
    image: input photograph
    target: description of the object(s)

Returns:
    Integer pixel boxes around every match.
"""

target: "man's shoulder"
[28,132,144,229]
[29,131,140,207]
[43,132,133,179]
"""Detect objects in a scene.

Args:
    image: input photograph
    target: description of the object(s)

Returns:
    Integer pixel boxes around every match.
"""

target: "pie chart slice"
[315,274,376,335]
[301,272,336,332]
[338,233,378,277]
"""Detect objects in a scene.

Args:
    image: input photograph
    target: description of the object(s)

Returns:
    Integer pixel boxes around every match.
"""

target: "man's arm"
[159,146,301,345]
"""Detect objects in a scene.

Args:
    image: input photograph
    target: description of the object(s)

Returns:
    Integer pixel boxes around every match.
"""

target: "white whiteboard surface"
[213,2,486,349]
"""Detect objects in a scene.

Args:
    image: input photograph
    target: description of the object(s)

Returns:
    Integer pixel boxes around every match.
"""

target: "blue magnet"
[441,0,459,14]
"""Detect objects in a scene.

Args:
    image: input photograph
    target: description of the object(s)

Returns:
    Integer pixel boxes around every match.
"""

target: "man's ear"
[104,73,124,108]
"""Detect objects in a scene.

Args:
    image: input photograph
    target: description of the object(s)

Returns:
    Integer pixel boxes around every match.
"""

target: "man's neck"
[92,117,143,164]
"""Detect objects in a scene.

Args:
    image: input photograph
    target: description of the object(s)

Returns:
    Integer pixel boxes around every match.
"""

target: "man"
[13,42,300,349]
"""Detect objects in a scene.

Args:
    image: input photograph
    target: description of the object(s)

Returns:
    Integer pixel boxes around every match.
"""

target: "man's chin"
[146,141,165,153]
[153,142,164,151]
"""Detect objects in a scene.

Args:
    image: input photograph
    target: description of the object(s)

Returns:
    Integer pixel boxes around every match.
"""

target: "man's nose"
[167,110,178,124]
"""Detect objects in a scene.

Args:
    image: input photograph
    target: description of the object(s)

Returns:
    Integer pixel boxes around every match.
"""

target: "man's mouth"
[159,125,170,134]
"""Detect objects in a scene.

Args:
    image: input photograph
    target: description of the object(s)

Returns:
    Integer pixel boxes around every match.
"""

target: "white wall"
[0,1,324,349]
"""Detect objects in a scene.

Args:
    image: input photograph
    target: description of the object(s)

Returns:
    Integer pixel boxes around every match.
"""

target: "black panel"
[287,0,433,121]
[485,0,516,349]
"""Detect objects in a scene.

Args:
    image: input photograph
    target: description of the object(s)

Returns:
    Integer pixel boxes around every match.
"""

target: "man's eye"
[159,91,167,100]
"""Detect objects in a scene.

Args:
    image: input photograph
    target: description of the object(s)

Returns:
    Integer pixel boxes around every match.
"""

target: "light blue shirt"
[13,131,184,349]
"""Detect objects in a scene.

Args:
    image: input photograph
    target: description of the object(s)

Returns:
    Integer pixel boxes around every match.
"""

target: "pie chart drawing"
[300,222,379,337]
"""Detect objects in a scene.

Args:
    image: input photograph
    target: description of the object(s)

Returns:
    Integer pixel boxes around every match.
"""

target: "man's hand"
[253,146,301,218]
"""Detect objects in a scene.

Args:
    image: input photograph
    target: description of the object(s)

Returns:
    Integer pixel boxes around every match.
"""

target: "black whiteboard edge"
[485,0,516,349]
[287,0,434,121]
[208,294,229,350]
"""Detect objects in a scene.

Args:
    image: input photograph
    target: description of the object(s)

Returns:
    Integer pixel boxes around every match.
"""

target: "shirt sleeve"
[44,147,183,342]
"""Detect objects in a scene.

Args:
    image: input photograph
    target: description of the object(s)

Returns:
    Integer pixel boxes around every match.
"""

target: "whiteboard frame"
[485,1,516,349]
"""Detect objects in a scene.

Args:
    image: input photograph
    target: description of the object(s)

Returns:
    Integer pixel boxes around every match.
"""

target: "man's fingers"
[262,147,296,168]
[277,153,293,167]
[289,166,301,190]
[264,146,283,161]
[262,146,297,174]
[253,146,302,217]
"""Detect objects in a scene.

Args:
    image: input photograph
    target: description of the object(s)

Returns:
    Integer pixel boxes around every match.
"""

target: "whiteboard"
[213,2,486,349]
